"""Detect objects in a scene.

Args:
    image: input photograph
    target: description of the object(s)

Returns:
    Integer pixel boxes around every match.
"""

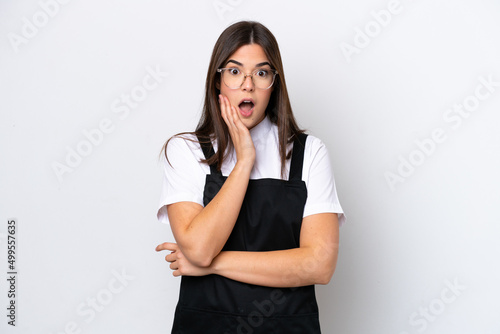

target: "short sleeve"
[157,136,206,224]
[302,136,346,226]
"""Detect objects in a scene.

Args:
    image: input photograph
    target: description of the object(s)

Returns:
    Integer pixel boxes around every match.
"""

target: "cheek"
[219,85,228,96]
[259,92,272,110]
[220,86,237,103]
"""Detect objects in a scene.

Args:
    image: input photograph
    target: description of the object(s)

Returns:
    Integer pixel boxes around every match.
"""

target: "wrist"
[210,251,225,275]
[233,159,254,174]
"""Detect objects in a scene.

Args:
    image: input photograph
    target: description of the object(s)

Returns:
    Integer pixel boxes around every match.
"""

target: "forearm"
[174,160,253,266]
[210,245,338,288]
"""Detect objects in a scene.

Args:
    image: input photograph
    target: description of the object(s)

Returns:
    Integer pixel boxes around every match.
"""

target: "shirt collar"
[249,115,272,143]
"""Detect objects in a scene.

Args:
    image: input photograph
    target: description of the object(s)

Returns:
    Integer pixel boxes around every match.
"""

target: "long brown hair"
[160,21,303,178]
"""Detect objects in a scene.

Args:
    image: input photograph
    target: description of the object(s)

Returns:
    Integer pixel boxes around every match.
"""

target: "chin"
[242,120,254,129]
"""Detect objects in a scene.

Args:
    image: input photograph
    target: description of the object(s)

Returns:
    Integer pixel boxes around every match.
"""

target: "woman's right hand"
[219,94,256,167]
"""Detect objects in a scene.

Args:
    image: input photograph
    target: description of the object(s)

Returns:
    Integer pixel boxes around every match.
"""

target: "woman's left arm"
[157,212,339,288]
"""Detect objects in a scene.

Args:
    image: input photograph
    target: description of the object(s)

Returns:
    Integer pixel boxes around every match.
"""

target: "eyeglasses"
[217,67,278,90]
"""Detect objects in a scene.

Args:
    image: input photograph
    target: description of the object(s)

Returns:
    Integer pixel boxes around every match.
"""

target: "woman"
[156,21,345,333]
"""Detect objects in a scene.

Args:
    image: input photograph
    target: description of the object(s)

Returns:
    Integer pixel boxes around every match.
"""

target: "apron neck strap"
[289,133,308,181]
[197,133,308,180]
[196,135,221,176]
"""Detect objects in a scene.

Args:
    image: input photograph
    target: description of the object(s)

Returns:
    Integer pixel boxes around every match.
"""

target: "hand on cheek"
[219,94,256,166]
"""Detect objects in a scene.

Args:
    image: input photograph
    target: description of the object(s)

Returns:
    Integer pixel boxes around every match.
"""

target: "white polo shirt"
[157,116,346,226]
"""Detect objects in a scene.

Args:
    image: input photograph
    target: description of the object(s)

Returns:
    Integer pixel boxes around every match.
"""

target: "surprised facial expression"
[218,44,274,130]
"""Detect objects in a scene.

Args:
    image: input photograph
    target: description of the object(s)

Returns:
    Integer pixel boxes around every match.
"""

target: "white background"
[1,0,499,333]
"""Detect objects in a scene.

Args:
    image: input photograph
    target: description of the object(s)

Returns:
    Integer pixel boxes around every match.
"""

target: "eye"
[256,70,269,78]
[227,68,240,76]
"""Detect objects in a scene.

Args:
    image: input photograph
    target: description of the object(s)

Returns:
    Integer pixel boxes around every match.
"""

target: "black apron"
[172,133,321,334]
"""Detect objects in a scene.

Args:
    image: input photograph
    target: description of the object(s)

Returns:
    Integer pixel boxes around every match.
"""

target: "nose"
[241,74,255,91]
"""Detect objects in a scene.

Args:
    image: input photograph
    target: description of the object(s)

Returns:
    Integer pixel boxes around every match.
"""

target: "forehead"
[226,44,269,67]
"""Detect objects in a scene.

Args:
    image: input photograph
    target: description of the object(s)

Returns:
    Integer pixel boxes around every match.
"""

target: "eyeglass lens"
[221,69,275,89]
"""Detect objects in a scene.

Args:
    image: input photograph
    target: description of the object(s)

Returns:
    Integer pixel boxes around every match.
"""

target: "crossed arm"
[155,95,340,288]
[156,208,339,288]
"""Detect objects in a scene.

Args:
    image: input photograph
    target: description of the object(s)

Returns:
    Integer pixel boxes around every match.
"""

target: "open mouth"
[238,100,255,117]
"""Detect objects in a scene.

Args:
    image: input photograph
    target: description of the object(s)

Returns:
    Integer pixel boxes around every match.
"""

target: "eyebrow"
[226,60,272,68]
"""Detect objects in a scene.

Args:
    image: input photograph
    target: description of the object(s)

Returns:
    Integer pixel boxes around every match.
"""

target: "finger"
[165,253,177,262]
[225,96,238,126]
[219,95,231,127]
[172,270,181,277]
[222,96,234,126]
[169,262,178,270]
[156,242,174,251]
[155,242,178,252]
[229,100,247,132]
[230,104,244,128]
[228,104,250,138]
[219,94,225,115]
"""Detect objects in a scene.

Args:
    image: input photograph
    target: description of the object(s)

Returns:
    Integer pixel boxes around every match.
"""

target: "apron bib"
[172,133,321,334]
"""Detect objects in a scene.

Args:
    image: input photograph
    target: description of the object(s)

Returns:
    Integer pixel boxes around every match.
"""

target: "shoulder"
[301,133,335,178]
[162,133,204,169]
[166,133,199,151]
[300,133,345,223]
[304,134,329,159]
